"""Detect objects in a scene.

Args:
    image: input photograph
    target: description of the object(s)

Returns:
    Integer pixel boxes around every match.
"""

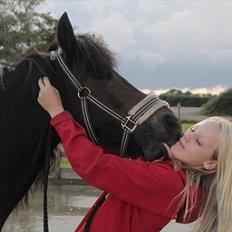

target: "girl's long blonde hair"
[176,117,232,232]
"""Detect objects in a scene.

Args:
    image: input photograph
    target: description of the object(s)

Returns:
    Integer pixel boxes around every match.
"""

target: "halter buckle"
[78,87,91,98]
[121,116,137,133]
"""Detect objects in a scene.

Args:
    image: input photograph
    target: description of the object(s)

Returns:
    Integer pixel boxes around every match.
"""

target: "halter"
[50,49,169,156]
[49,49,170,232]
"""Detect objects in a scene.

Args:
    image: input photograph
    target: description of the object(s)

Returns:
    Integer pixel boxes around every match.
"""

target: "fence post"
[177,102,181,120]
[53,144,64,181]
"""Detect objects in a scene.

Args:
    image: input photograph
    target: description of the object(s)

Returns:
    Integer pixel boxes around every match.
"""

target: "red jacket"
[51,111,203,232]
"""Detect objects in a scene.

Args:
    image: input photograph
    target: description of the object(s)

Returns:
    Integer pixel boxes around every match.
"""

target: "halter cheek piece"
[50,49,169,156]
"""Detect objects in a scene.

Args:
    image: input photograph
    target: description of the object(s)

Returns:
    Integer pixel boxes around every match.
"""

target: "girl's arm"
[51,111,186,218]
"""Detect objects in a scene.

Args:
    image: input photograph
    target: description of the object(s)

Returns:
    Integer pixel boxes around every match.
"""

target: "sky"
[38,0,232,95]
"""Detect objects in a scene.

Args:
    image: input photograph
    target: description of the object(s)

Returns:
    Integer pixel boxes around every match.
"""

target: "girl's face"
[170,120,219,170]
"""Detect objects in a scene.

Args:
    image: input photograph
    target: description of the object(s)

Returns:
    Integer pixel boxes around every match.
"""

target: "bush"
[159,95,210,107]
[159,88,213,107]
[201,88,232,116]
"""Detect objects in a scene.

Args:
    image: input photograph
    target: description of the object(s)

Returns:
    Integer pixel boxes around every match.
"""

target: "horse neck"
[108,71,146,115]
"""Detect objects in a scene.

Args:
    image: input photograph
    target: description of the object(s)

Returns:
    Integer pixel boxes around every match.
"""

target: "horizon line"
[142,85,229,96]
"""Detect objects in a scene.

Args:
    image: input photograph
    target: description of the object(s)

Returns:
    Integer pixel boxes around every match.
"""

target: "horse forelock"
[73,33,117,81]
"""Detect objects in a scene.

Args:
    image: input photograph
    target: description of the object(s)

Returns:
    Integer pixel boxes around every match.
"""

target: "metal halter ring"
[121,116,138,133]
[78,87,91,98]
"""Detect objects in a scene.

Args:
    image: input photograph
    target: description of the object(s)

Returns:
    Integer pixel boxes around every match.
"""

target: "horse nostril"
[164,115,180,129]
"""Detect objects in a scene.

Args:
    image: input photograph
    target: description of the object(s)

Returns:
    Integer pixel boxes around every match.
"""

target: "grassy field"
[182,121,195,131]
[60,122,195,169]
[61,157,72,169]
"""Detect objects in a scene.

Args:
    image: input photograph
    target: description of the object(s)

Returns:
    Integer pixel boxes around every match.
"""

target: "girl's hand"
[37,76,64,118]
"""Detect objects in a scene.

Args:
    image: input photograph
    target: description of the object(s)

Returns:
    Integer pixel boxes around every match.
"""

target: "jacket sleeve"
[51,111,186,217]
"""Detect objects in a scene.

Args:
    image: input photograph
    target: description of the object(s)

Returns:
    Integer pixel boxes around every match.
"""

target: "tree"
[159,88,214,107]
[201,88,232,116]
[164,88,183,96]
[0,0,57,64]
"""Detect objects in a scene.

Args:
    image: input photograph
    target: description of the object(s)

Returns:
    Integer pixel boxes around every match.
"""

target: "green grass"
[61,157,71,169]
[182,121,195,132]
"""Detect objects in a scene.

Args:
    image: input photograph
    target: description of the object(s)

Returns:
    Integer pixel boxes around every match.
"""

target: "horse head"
[49,12,182,160]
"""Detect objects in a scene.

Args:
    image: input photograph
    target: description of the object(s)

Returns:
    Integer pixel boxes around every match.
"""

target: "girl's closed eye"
[189,127,202,145]
[196,138,202,146]
[190,126,197,132]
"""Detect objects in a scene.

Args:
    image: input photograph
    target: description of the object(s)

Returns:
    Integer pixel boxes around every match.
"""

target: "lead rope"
[43,126,52,232]
[84,193,108,232]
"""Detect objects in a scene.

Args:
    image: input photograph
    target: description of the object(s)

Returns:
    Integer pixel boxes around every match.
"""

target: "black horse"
[0,12,182,230]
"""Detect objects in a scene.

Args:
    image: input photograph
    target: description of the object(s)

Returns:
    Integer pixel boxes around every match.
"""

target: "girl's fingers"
[38,76,51,89]
[38,78,45,89]
[42,76,51,86]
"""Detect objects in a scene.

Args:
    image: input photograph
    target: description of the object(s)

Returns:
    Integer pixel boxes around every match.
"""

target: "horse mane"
[0,63,15,92]
[1,54,59,208]
[0,53,53,101]
[71,32,117,81]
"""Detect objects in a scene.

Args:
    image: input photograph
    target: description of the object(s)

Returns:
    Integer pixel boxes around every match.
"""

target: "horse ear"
[48,40,58,52]
[57,12,76,58]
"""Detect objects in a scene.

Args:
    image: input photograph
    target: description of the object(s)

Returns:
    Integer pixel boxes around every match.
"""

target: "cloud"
[39,1,232,89]
[79,1,232,71]
[142,85,228,96]
[135,50,166,68]
[40,1,232,65]
[145,4,232,63]
[89,12,137,54]
[210,49,232,63]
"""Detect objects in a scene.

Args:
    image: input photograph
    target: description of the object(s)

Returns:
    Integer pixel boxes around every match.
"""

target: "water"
[2,184,194,232]
[3,184,101,232]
